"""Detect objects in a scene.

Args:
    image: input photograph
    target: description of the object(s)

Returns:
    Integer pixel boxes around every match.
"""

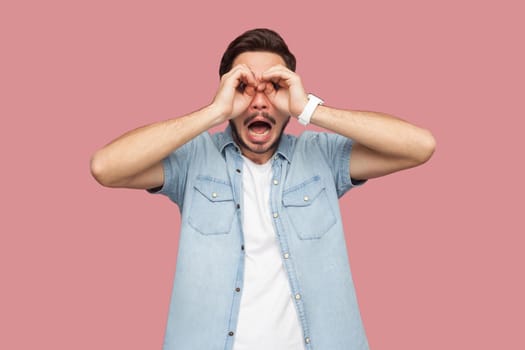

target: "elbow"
[90,151,117,187]
[414,129,436,165]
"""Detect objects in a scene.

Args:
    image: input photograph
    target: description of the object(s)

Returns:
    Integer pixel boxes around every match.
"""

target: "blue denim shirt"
[152,126,369,350]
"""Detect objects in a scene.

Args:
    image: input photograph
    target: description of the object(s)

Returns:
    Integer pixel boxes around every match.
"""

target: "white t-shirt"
[232,157,305,350]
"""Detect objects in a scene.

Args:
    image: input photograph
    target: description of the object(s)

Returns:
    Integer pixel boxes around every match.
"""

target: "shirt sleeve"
[312,132,366,198]
[147,135,198,206]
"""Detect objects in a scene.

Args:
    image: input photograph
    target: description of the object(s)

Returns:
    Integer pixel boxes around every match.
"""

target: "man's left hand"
[261,65,308,118]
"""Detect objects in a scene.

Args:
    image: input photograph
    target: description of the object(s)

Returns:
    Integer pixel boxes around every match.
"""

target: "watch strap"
[297,94,324,125]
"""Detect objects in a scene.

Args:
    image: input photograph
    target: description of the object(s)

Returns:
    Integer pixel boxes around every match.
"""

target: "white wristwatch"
[297,94,324,126]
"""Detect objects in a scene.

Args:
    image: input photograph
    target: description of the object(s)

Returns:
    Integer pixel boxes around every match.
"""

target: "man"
[91,28,435,350]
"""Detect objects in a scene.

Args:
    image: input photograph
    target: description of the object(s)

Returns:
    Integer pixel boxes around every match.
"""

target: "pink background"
[2,0,523,349]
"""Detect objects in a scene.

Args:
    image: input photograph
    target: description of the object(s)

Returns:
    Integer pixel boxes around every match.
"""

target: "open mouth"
[242,113,277,144]
[248,120,272,136]
[245,114,274,138]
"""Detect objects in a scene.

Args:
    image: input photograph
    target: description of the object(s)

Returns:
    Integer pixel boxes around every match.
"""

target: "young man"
[91,28,435,350]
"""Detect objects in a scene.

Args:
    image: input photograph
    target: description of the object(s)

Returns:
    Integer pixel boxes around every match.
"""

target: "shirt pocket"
[282,176,336,240]
[188,176,236,235]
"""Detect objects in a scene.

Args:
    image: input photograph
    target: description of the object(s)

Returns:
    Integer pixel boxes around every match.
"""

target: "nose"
[250,84,269,111]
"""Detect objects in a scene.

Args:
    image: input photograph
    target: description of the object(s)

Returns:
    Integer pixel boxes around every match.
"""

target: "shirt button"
[236,169,241,173]
[295,293,301,300]
[228,331,234,336]
[283,253,290,259]
[305,337,310,344]
[303,195,309,201]
[273,179,279,185]
[236,204,240,209]
[212,192,217,198]
[273,212,279,218]
[241,245,244,250]
[235,287,241,292]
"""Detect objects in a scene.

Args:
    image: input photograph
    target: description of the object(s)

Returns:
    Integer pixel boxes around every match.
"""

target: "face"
[229,51,290,164]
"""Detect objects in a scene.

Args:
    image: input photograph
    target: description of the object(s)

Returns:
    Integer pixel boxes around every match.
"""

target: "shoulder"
[295,131,350,148]
[177,131,216,154]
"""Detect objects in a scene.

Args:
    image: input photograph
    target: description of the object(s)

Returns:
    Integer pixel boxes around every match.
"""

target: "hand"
[261,65,308,117]
[211,64,258,121]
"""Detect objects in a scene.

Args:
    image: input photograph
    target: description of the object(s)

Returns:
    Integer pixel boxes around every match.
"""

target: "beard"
[229,115,290,156]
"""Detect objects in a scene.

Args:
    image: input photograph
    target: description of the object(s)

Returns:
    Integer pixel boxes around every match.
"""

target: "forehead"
[232,51,286,74]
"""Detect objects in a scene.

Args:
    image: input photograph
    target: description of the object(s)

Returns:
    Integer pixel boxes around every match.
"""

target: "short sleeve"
[313,132,366,198]
[147,135,198,206]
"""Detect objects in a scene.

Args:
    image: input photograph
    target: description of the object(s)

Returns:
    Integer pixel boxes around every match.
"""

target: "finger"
[225,64,257,89]
[261,65,294,82]
[239,68,258,88]
[232,65,257,86]
[237,72,259,95]
[262,74,294,90]
[263,81,275,95]
[263,64,291,74]
[244,84,256,96]
[256,81,266,93]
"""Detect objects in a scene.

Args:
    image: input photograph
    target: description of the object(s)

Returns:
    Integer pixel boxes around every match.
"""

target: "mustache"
[243,112,277,126]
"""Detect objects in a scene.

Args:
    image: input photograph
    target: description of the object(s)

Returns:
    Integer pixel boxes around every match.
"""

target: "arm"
[310,106,436,180]
[90,64,258,189]
[261,66,436,180]
[90,106,221,189]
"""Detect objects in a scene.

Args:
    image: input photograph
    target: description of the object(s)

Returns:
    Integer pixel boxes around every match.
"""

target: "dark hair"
[219,28,296,77]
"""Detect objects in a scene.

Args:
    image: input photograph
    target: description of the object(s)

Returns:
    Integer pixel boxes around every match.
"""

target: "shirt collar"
[216,124,293,163]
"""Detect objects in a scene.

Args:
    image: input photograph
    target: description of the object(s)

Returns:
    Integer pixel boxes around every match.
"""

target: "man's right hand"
[211,64,258,122]
[91,64,261,190]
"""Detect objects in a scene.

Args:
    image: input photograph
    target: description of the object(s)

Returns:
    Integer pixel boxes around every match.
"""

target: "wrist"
[206,103,229,126]
[291,96,309,118]
[296,94,324,126]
